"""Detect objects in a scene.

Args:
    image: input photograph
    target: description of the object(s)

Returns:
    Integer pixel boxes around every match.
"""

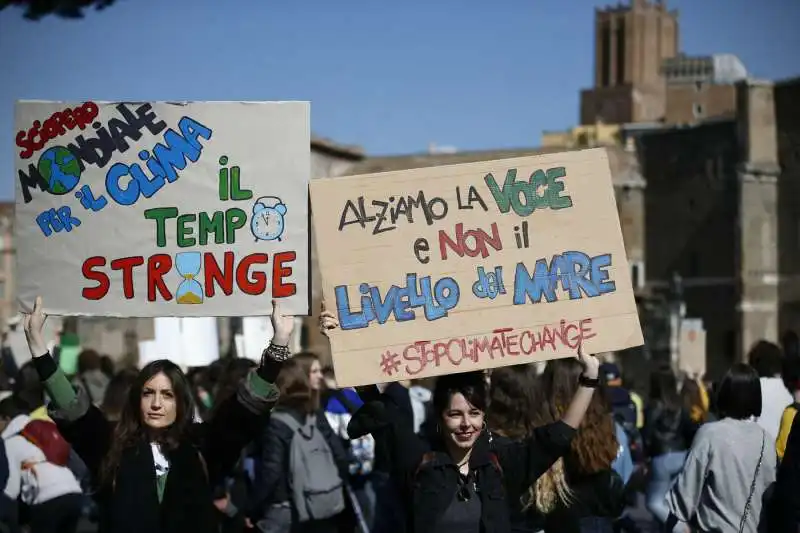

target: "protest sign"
[14,101,310,317]
[310,148,643,386]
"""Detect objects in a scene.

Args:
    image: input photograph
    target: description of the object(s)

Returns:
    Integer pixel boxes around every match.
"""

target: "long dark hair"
[276,353,320,414]
[100,360,195,485]
[488,365,537,439]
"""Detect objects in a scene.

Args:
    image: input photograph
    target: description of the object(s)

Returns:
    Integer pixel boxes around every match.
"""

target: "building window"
[616,20,626,85]
[694,81,704,92]
[693,103,704,118]
[600,21,611,87]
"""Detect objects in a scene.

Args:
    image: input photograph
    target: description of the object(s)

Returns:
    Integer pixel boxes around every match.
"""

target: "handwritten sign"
[310,148,643,386]
[14,101,310,317]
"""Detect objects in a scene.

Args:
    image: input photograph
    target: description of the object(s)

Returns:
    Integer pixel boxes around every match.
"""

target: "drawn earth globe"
[37,146,81,195]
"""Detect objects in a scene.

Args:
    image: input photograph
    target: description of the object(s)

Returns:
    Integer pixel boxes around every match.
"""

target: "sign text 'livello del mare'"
[14,101,310,315]
[305,145,643,388]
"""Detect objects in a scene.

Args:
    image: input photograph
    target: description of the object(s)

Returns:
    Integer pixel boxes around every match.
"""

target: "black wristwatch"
[578,374,600,388]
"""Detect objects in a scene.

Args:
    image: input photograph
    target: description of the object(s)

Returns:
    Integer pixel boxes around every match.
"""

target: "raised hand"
[318,301,339,337]
[576,344,600,379]
[21,296,48,358]
[270,299,295,347]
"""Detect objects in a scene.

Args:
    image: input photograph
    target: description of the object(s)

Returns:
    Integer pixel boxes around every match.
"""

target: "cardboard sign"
[14,101,310,317]
[679,318,706,378]
[310,148,643,386]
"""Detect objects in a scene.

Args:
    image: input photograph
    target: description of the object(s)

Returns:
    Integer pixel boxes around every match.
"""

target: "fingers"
[33,296,42,315]
[271,299,281,316]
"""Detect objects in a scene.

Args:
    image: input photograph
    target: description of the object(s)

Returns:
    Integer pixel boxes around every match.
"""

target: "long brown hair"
[525,358,618,513]
[276,352,320,414]
[100,360,195,485]
[487,365,537,439]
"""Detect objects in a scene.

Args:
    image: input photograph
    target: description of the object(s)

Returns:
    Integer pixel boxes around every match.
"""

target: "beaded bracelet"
[262,342,292,363]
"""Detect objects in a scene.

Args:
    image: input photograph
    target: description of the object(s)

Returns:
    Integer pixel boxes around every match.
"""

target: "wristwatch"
[578,374,600,388]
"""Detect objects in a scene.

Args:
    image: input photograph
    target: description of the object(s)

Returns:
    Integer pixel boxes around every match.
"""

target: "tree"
[0,0,116,21]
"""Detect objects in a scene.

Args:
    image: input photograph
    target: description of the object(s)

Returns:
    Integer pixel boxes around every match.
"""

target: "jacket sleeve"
[347,391,427,477]
[776,406,796,461]
[200,346,282,486]
[667,426,711,524]
[249,417,290,517]
[32,352,111,481]
[771,412,800,531]
[499,421,576,489]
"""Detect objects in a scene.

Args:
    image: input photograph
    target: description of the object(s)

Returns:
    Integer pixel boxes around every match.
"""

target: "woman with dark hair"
[526,358,625,533]
[642,365,696,528]
[249,352,349,533]
[320,310,600,533]
[666,363,777,533]
[487,365,538,440]
[22,296,293,533]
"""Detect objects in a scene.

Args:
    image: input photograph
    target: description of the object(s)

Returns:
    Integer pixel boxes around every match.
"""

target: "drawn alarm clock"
[250,196,287,242]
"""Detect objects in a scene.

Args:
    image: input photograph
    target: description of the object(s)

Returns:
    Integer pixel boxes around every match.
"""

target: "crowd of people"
[0,298,796,533]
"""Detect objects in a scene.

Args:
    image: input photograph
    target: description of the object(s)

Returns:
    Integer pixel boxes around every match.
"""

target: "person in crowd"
[186,366,215,422]
[485,365,543,532]
[781,330,799,361]
[748,340,792,444]
[666,364,777,533]
[209,358,260,533]
[768,406,800,532]
[100,369,139,423]
[321,367,376,532]
[600,364,643,465]
[22,296,292,533]
[321,308,601,533]
[408,379,433,436]
[249,352,350,533]
[0,437,17,533]
[0,395,83,533]
[72,349,110,407]
[99,355,115,381]
[528,359,625,533]
[642,365,696,528]
[776,355,800,462]
[680,374,710,425]
[0,328,19,389]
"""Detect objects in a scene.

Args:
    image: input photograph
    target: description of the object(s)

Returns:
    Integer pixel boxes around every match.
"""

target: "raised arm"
[23,297,110,479]
[201,300,292,486]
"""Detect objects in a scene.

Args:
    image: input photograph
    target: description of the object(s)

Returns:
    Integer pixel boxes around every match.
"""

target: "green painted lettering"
[198,211,225,245]
[225,208,246,244]
[144,207,179,247]
[177,213,197,247]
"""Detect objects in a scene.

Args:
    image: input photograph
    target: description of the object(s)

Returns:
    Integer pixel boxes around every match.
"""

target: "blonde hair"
[522,457,573,513]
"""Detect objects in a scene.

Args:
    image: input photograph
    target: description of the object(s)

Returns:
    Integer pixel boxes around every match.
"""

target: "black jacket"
[768,410,800,532]
[250,407,349,513]
[542,468,625,533]
[642,402,696,457]
[348,388,575,533]
[33,353,280,533]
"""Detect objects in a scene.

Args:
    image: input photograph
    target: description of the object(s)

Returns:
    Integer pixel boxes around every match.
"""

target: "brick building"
[580,0,745,127]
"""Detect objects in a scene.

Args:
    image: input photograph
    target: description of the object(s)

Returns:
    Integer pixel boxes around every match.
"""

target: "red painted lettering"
[438,222,503,260]
[204,251,234,297]
[82,257,109,300]
[272,251,297,298]
[110,257,144,299]
[236,253,268,295]
[16,101,98,159]
[147,254,173,302]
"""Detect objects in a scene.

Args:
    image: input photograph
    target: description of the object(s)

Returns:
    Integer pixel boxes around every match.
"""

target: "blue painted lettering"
[335,274,461,330]
[35,206,81,237]
[513,251,616,305]
[106,116,213,206]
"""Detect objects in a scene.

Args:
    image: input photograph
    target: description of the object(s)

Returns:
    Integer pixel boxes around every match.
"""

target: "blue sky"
[1,0,798,200]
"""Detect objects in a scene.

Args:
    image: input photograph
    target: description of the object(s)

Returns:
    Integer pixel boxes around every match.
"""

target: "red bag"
[19,420,71,467]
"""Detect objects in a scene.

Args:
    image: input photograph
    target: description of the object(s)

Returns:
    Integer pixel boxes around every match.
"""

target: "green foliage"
[0,0,116,21]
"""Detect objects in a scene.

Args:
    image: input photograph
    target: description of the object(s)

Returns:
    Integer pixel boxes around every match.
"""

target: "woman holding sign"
[319,308,600,533]
[21,296,294,533]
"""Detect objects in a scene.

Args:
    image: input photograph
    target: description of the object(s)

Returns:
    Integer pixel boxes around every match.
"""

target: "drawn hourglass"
[175,252,203,305]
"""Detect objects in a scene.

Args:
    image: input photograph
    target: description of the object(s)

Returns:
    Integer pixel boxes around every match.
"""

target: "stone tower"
[580,0,679,124]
